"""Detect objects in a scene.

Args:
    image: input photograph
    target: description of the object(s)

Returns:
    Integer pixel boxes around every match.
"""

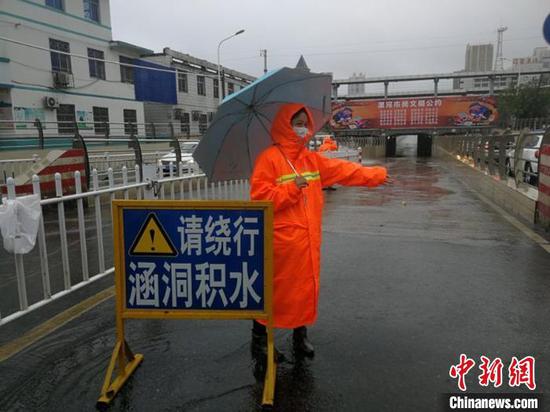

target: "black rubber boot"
[250,322,285,363]
[293,326,315,357]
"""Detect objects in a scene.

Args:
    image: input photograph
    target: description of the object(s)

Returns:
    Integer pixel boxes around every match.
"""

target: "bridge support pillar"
[489,76,495,95]
[384,81,389,99]
[417,134,433,157]
[434,78,439,97]
[332,84,339,100]
[385,135,396,157]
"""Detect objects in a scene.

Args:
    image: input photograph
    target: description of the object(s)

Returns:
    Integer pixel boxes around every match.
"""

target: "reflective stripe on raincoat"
[250,103,387,329]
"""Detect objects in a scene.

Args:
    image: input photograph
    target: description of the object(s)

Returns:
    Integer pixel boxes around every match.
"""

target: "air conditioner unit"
[43,96,59,109]
[52,71,72,88]
[192,111,200,122]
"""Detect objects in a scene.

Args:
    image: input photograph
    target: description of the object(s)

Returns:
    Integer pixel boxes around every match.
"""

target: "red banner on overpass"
[330,96,498,130]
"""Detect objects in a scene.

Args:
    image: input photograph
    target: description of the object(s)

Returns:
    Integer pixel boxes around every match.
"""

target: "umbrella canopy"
[193,67,332,181]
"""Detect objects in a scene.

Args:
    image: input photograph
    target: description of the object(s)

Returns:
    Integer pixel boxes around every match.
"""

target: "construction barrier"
[2,149,86,196]
[537,143,550,229]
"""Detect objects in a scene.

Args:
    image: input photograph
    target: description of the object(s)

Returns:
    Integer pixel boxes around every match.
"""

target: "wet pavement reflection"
[1,156,550,411]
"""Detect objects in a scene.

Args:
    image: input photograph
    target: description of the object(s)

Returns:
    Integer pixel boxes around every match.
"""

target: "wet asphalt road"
[1,155,550,411]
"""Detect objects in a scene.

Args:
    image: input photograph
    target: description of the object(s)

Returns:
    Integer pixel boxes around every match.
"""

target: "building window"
[178,71,188,93]
[83,0,100,23]
[46,0,64,11]
[50,38,72,73]
[123,109,137,135]
[180,112,190,136]
[197,75,206,96]
[199,114,208,134]
[93,106,109,135]
[57,104,75,134]
[228,82,234,95]
[88,48,105,79]
[213,79,219,98]
[119,56,134,84]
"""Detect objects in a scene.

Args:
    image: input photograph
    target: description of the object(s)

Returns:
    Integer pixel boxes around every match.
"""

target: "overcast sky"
[110,0,549,86]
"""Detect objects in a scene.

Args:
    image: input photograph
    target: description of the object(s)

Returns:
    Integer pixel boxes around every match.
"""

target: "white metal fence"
[0,161,249,326]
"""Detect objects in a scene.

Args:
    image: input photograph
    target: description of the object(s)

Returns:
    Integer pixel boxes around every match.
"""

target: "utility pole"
[260,49,268,74]
[494,26,507,71]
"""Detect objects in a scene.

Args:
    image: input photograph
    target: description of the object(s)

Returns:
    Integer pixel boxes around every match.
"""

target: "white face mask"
[293,126,309,138]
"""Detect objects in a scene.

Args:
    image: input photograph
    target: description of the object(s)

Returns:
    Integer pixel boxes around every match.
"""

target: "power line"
[0,35,231,81]
[223,35,543,62]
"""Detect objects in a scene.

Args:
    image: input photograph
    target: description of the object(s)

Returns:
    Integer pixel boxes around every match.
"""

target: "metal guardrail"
[0,162,250,326]
[435,128,550,188]
[0,119,203,187]
[505,117,550,132]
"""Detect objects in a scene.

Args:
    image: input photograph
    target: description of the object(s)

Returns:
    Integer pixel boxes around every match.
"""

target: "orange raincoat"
[250,103,387,329]
[319,136,338,152]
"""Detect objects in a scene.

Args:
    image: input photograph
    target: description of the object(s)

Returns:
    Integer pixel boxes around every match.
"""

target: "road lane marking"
[0,286,114,363]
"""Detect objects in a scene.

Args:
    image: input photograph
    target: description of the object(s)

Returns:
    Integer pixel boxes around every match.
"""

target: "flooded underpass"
[1,156,549,411]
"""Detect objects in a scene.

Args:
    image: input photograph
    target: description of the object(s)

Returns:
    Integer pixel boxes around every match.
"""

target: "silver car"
[505,133,543,185]
[161,140,199,175]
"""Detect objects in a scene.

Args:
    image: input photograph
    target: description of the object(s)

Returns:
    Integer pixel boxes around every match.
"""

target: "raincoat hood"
[271,103,314,160]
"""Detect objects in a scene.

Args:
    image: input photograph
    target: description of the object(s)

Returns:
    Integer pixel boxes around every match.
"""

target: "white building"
[0,0,152,143]
[465,44,493,72]
[348,73,366,97]
[140,47,255,137]
[512,46,550,86]
[453,43,513,91]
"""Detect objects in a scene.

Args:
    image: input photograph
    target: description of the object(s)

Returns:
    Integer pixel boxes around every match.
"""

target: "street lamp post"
[217,29,245,103]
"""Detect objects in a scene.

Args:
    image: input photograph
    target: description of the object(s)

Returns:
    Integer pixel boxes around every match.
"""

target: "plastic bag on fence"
[0,194,41,254]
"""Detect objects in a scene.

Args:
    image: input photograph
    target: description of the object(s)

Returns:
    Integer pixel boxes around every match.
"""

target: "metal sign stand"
[97,200,275,409]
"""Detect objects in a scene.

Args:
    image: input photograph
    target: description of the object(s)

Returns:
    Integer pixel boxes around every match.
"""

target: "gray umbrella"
[193,67,332,182]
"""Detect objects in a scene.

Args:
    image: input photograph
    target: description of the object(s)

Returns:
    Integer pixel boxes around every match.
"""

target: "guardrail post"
[157,160,165,200]
[134,165,141,200]
[170,124,182,165]
[34,118,45,150]
[103,121,110,145]
[75,171,89,281]
[108,167,115,204]
[55,172,71,290]
[92,169,105,274]
[72,125,91,191]
[122,166,129,200]
[32,174,51,299]
[169,162,175,200]
[128,134,143,181]
[179,162,185,199]
[7,177,29,311]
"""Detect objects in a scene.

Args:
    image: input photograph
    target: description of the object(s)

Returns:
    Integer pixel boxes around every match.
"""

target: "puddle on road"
[331,158,455,207]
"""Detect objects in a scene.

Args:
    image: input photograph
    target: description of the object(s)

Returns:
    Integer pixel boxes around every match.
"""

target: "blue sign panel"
[133,59,177,105]
[123,209,264,311]
[544,14,550,45]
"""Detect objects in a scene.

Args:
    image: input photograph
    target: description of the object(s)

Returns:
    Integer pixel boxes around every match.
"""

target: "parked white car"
[505,132,543,185]
[161,140,199,175]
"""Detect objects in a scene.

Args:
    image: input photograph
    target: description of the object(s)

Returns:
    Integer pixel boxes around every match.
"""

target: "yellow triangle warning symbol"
[129,213,178,256]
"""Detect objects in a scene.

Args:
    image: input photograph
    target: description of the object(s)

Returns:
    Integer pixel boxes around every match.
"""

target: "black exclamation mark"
[150,229,155,251]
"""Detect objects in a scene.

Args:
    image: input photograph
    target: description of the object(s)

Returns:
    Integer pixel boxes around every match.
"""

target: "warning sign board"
[129,213,177,256]
[99,199,276,409]
[112,199,273,317]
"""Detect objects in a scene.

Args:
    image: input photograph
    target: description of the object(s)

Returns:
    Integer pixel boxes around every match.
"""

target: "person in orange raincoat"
[250,103,388,358]
[318,136,338,152]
